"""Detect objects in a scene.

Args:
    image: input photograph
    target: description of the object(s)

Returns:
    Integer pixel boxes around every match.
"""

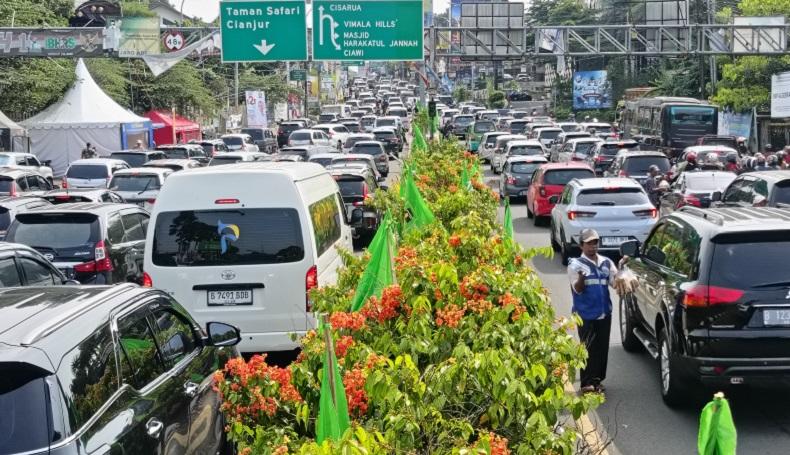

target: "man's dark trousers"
[578,315,612,387]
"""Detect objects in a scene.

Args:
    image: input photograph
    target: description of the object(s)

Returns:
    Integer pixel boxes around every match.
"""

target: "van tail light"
[74,240,113,273]
[142,272,153,288]
[633,208,658,218]
[539,186,546,197]
[567,210,596,220]
[683,285,744,307]
[305,265,318,312]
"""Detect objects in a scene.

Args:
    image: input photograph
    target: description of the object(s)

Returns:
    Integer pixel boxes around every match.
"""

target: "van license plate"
[601,236,629,246]
[763,309,790,326]
[208,290,252,306]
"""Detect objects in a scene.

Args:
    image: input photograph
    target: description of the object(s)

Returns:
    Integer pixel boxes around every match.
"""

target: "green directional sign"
[312,0,423,61]
[220,0,307,62]
[289,69,307,81]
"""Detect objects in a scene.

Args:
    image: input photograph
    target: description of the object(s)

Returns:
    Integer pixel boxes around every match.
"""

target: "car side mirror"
[548,195,560,204]
[205,322,241,347]
[350,208,364,223]
[711,191,722,202]
[620,240,640,258]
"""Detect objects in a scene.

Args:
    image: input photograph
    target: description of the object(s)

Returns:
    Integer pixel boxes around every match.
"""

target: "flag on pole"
[412,123,428,152]
[460,163,471,189]
[401,171,436,230]
[698,392,737,455]
[350,212,395,312]
[504,198,514,239]
[316,321,351,443]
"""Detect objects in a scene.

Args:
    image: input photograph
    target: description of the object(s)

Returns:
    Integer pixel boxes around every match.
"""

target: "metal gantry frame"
[424,23,790,61]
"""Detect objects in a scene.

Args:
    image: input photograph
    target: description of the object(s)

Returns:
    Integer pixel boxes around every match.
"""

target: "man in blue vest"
[568,228,625,394]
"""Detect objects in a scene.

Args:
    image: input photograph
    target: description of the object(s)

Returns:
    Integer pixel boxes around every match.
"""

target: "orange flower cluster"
[329,311,367,331]
[448,184,458,193]
[460,276,490,301]
[489,433,511,455]
[273,445,289,455]
[498,292,527,321]
[361,285,403,323]
[466,298,493,315]
[435,303,465,328]
[335,335,355,358]
[365,352,387,369]
[448,234,462,248]
[344,367,369,417]
[395,246,419,271]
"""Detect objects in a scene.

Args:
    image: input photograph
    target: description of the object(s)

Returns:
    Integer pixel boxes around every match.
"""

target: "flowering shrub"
[215,139,600,453]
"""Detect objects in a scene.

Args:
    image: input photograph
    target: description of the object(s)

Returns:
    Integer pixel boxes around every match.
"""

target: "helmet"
[726,152,738,163]
[777,150,787,163]
[765,144,774,152]
[767,154,779,166]
[659,180,670,189]
[705,153,720,164]
[648,164,660,173]
[686,151,697,164]
[756,153,766,165]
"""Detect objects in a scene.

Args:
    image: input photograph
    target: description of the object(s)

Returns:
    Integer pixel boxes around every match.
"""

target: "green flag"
[401,171,436,230]
[316,323,351,443]
[504,198,514,239]
[460,164,471,189]
[698,393,737,455]
[350,212,394,312]
[412,123,428,152]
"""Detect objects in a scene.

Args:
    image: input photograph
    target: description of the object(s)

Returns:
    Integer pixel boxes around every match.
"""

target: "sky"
[173,0,531,22]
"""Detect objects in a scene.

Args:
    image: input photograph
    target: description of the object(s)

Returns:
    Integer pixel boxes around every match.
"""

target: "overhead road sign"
[220,0,307,62]
[290,69,307,80]
[312,0,423,61]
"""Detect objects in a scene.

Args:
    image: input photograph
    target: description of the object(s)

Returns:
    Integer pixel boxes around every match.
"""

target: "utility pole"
[234,62,239,108]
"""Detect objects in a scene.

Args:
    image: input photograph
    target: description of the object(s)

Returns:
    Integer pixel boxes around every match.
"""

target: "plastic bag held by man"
[614,267,639,296]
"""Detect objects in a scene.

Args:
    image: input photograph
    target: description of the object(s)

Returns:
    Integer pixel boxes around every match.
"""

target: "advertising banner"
[771,71,790,119]
[118,17,161,57]
[718,110,752,140]
[0,28,108,57]
[245,91,268,128]
[572,70,612,110]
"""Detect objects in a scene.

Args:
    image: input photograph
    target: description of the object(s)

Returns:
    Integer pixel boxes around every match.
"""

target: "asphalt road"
[483,167,790,455]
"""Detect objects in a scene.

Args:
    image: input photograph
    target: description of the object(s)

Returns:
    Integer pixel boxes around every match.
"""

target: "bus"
[620,96,718,159]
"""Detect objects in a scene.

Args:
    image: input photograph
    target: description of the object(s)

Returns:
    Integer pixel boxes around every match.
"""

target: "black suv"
[241,127,278,153]
[0,284,240,455]
[155,144,210,164]
[712,170,790,208]
[605,150,670,187]
[5,203,148,285]
[0,242,74,286]
[330,167,382,245]
[619,207,790,405]
[587,140,640,175]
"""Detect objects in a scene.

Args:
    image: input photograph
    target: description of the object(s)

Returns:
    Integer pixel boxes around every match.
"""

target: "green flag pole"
[316,316,351,444]
[698,392,737,455]
[504,198,514,240]
[349,212,394,312]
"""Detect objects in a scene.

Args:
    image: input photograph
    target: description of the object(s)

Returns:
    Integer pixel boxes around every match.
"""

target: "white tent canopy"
[0,110,25,136]
[22,59,152,176]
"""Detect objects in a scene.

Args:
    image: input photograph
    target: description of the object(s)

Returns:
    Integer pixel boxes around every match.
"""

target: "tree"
[86,59,131,107]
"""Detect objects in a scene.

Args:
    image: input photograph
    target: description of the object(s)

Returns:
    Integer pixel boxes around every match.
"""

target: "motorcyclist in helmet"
[700,152,723,170]
[779,148,789,169]
[766,154,780,170]
[764,144,774,156]
[724,152,739,173]
[754,153,769,171]
[673,151,698,180]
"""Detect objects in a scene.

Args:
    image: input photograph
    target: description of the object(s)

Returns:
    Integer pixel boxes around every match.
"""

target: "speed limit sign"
[163,31,185,51]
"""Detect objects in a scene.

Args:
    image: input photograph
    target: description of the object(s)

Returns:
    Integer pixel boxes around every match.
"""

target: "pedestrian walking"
[568,229,626,394]
[81,142,97,159]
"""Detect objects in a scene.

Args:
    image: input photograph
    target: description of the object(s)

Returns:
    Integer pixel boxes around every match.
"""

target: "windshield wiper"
[751,281,790,289]
[137,178,154,195]
[590,201,616,206]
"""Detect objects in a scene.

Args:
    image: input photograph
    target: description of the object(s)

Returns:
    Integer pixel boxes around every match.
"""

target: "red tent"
[145,110,202,146]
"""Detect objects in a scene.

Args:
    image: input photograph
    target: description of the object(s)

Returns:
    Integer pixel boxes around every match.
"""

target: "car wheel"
[550,220,560,252]
[620,294,643,353]
[526,203,534,219]
[533,211,543,227]
[658,326,687,407]
[560,229,571,265]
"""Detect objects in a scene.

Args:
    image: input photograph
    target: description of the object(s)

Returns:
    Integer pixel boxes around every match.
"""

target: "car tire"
[526,203,534,219]
[620,294,643,353]
[560,229,571,265]
[533,211,543,227]
[658,326,687,407]
[550,220,560,252]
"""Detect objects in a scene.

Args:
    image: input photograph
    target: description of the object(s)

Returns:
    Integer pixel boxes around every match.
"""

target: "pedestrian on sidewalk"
[568,229,626,394]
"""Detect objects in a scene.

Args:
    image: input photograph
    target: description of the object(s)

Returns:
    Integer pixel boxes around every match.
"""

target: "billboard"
[573,71,612,110]
[118,17,160,57]
[245,91,268,128]
[771,71,790,119]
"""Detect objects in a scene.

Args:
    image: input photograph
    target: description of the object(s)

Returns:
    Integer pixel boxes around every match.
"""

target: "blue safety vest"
[571,256,613,320]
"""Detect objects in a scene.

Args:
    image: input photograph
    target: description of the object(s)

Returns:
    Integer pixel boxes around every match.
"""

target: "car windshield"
[474,122,495,133]
[110,153,149,167]
[66,164,108,179]
[509,146,544,156]
[209,157,241,166]
[544,169,595,185]
[454,116,474,126]
[336,178,365,197]
[538,130,561,140]
[319,114,336,123]
[310,157,335,167]
[374,132,395,140]
[574,142,598,155]
[486,135,504,146]
[221,137,244,147]
[669,106,715,126]
[0,365,55,455]
[0,178,14,194]
[773,181,790,205]
[352,145,383,155]
[345,137,368,148]
[290,132,311,141]
[200,144,215,155]
[361,118,375,126]
[0,156,14,166]
[510,162,544,174]
[7,213,100,255]
[110,175,161,192]
[0,208,10,231]
[510,122,528,133]
[710,235,790,289]
[588,125,613,133]
[576,188,649,206]
[241,129,264,141]
[624,156,670,174]
[280,123,300,133]
[601,143,639,155]
[152,209,304,266]
[390,110,407,118]
[684,173,736,191]
[376,119,396,127]
[162,148,189,159]
[560,124,579,132]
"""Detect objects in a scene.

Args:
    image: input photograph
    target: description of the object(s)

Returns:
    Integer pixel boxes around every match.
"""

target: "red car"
[526,162,596,225]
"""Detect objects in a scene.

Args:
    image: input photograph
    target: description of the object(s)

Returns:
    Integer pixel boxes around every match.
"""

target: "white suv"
[0,152,54,183]
[312,124,352,150]
[549,177,658,264]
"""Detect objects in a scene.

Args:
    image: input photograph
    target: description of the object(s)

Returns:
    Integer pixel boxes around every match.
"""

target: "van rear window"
[152,209,304,266]
[67,165,107,179]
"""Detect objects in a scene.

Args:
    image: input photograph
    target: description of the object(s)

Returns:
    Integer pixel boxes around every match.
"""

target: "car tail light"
[618,170,628,177]
[633,208,657,218]
[62,180,68,189]
[354,183,369,206]
[142,272,153,288]
[683,285,744,307]
[215,198,240,204]
[147,198,156,205]
[539,186,546,197]
[568,211,596,220]
[506,176,516,184]
[305,265,318,312]
[74,240,113,273]
[681,195,701,207]
[55,195,71,201]
[9,184,17,197]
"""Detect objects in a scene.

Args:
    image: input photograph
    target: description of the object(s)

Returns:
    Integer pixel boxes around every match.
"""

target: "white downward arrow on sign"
[253,40,275,55]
